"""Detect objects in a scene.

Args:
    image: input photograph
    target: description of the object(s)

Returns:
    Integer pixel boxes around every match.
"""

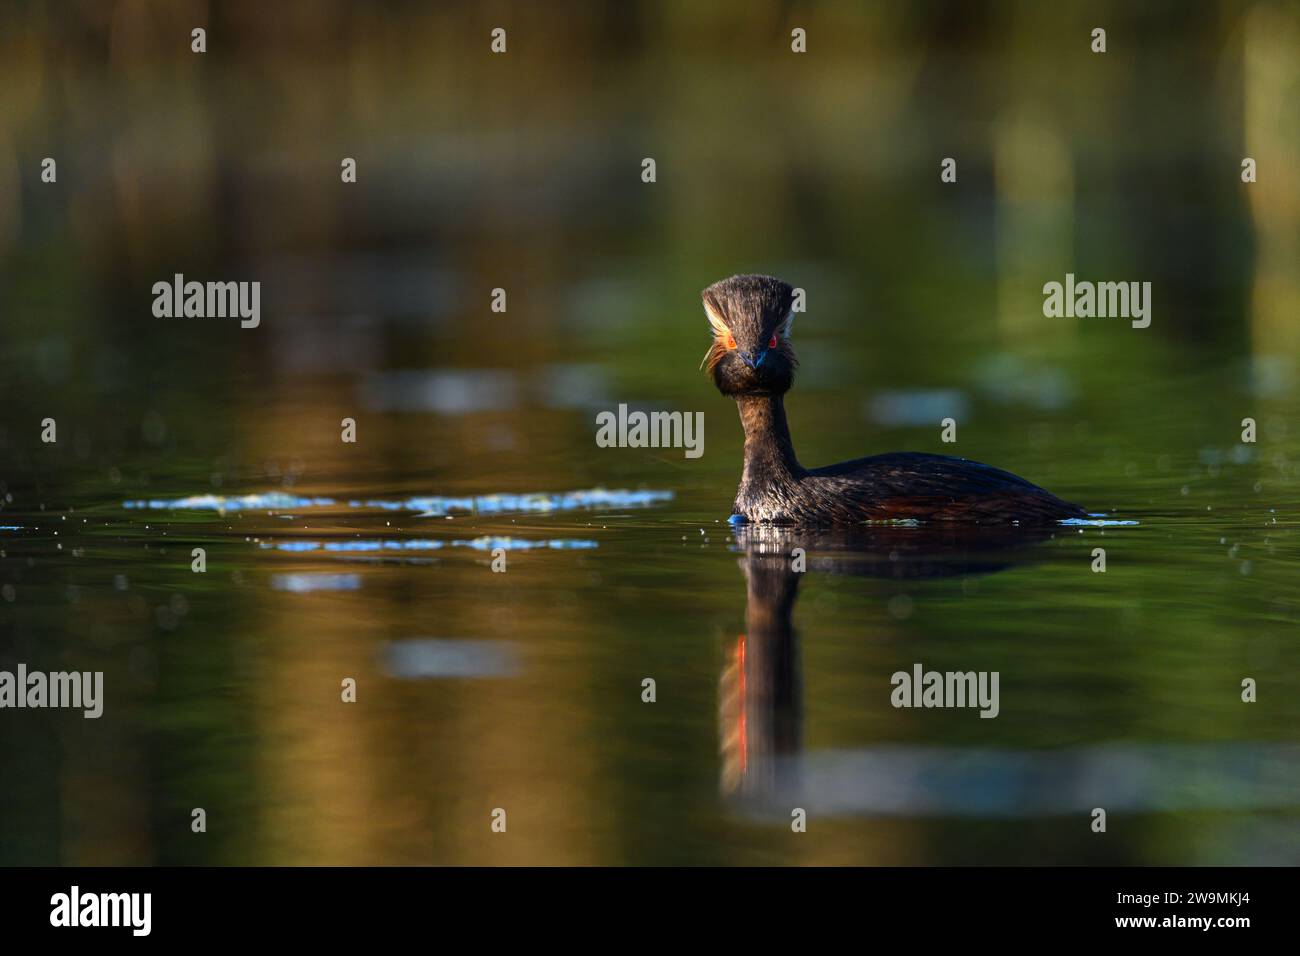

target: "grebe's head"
[701,274,798,398]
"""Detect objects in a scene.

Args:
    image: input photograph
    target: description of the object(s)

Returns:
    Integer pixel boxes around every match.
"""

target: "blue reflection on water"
[270,573,362,592]
[124,486,673,516]
[381,639,519,678]
[261,536,597,553]
[751,743,1300,819]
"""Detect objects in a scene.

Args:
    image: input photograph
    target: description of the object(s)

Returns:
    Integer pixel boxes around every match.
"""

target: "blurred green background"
[0,0,1298,865]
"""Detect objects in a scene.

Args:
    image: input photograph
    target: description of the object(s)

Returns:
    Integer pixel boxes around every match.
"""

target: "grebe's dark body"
[702,274,1087,526]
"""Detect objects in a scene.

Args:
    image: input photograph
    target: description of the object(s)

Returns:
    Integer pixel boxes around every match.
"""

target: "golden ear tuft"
[703,300,730,339]
[700,340,725,373]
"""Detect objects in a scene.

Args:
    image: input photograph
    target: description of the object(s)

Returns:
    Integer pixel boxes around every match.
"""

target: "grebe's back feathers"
[801,452,1086,525]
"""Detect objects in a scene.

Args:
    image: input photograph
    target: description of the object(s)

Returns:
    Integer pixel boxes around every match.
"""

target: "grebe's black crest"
[701,275,797,397]
[701,273,1088,526]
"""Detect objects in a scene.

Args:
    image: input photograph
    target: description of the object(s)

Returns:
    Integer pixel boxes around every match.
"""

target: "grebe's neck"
[735,394,804,490]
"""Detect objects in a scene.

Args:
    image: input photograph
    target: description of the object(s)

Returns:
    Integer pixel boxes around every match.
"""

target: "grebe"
[702,274,1087,526]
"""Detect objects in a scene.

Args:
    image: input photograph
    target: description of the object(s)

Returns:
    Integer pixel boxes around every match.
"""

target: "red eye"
[768,333,778,349]
[725,332,736,349]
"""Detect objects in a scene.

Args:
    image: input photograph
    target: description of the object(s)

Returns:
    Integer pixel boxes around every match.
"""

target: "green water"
[2,1,1299,865]
[2,357,1297,865]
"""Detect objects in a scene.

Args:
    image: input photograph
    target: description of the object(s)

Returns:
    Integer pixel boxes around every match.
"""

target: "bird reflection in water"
[718,524,1050,803]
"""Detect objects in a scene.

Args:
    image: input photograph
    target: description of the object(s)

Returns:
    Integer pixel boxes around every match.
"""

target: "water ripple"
[123,487,672,516]
[260,536,597,553]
